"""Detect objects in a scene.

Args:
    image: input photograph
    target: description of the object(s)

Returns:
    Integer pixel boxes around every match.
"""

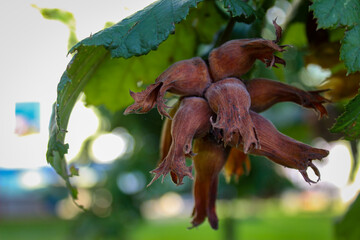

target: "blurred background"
[1,0,360,239]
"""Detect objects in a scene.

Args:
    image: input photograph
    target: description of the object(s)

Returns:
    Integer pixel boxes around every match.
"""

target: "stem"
[349,140,359,182]
[222,201,237,240]
[215,18,236,47]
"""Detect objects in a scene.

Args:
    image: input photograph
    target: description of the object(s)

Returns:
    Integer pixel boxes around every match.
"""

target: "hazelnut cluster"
[124,21,329,229]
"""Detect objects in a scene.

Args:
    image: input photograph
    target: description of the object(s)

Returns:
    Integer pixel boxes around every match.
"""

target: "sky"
[0,0,155,169]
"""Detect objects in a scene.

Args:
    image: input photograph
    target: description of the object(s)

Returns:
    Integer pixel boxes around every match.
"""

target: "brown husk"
[246,78,330,117]
[205,78,259,153]
[231,111,329,184]
[224,147,251,183]
[124,57,211,118]
[148,97,213,186]
[191,135,229,229]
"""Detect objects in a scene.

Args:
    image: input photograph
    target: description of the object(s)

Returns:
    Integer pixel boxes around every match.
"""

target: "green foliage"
[311,2,360,237]
[340,26,360,74]
[82,26,196,111]
[47,45,107,199]
[335,193,360,240]
[311,0,360,140]
[220,0,256,23]
[331,91,360,140]
[310,0,360,74]
[70,0,202,58]
[83,1,226,111]
[309,0,360,29]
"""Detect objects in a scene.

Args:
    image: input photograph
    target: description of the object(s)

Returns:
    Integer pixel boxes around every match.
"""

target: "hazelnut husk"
[208,20,286,82]
[191,135,229,230]
[159,101,180,183]
[148,97,213,186]
[123,20,331,230]
[205,78,259,153]
[246,78,330,117]
[224,147,250,183]
[124,57,212,118]
[230,111,329,184]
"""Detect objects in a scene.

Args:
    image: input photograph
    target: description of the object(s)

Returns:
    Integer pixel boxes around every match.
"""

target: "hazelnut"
[205,78,259,153]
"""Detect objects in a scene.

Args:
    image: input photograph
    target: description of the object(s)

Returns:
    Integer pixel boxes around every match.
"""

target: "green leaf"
[83,1,225,111]
[219,0,256,23]
[33,5,78,50]
[47,46,107,199]
[331,92,360,140]
[33,4,76,29]
[340,25,360,74]
[83,25,197,111]
[335,193,360,240]
[46,0,205,199]
[70,165,79,177]
[310,0,360,74]
[310,0,360,29]
[191,1,227,44]
[70,0,202,58]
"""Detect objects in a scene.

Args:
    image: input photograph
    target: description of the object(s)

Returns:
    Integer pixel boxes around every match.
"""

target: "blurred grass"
[0,213,334,240]
[0,219,71,240]
[133,214,334,240]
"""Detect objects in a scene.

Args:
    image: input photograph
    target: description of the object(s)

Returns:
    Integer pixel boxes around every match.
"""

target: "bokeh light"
[266,6,286,25]
[92,188,113,218]
[19,170,45,189]
[91,133,126,164]
[66,99,99,161]
[300,64,332,87]
[72,166,99,188]
[117,171,146,194]
[56,189,92,219]
[323,141,352,188]
[141,192,185,220]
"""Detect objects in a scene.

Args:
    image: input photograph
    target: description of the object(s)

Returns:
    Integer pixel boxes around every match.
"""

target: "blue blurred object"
[15,102,40,136]
[0,167,66,219]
